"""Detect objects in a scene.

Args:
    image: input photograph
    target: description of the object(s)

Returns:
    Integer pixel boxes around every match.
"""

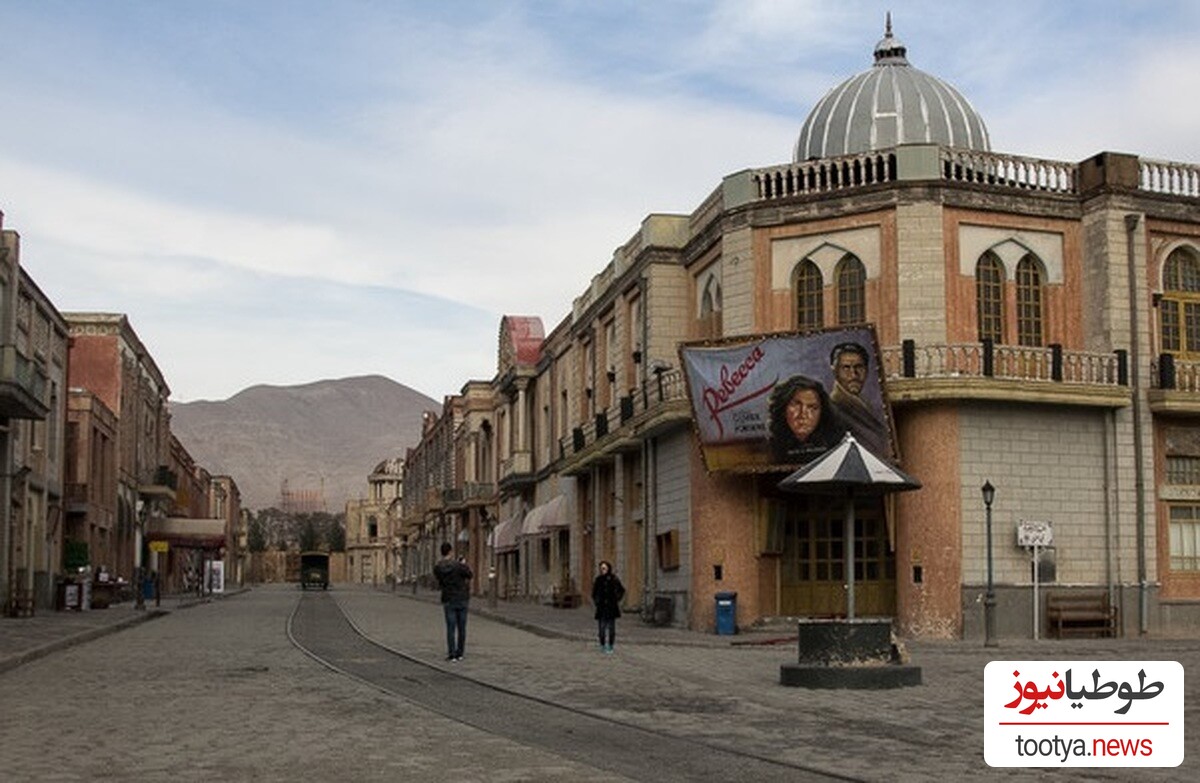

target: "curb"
[0,609,166,676]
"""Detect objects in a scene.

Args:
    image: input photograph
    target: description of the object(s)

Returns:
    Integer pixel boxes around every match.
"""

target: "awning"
[520,495,567,537]
[494,515,520,552]
[146,517,226,549]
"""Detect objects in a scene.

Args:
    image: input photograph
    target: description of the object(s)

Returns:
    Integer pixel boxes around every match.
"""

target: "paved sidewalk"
[0,592,220,674]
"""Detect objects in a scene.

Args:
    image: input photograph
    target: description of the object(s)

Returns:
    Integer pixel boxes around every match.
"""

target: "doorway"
[777,494,895,617]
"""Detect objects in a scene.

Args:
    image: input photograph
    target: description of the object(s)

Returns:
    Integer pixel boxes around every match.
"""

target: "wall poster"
[679,326,895,472]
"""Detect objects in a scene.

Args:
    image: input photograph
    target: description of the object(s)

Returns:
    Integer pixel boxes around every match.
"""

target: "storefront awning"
[146,517,226,549]
[520,494,567,537]
[494,515,520,552]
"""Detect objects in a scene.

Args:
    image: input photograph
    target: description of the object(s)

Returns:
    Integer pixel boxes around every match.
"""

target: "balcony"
[499,451,534,490]
[0,344,49,419]
[424,486,444,511]
[881,341,1129,407]
[557,368,691,474]
[138,465,178,502]
[65,482,88,513]
[463,482,495,504]
[1149,355,1200,414]
[444,482,496,509]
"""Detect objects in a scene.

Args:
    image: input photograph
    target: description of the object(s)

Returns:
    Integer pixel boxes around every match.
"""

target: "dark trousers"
[597,617,616,647]
[443,602,468,658]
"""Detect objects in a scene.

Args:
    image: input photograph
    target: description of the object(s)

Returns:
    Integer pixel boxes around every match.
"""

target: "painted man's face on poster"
[834,350,867,395]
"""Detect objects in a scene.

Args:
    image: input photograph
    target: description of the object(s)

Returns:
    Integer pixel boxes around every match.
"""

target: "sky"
[1,1,1197,403]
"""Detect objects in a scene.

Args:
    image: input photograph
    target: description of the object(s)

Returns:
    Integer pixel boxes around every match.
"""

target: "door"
[778,495,895,617]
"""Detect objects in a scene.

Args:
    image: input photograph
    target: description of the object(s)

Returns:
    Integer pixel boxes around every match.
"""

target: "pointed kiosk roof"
[778,432,921,494]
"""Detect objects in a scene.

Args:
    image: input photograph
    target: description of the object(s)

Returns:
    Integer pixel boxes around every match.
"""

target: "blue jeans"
[597,617,616,647]
[443,602,468,658]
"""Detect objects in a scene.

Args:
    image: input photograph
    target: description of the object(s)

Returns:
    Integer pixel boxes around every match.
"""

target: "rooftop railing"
[749,146,1200,204]
[1140,159,1200,198]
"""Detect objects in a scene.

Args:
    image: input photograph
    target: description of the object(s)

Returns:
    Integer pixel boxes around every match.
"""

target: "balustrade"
[1140,159,1200,198]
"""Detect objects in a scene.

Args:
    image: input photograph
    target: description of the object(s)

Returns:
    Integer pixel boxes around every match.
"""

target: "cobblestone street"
[1,585,1195,782]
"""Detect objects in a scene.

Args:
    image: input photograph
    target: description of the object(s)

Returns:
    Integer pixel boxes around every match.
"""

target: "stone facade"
[397,31,1200,640]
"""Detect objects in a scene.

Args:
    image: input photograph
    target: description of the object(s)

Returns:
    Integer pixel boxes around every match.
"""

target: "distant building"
[64,312,174,593]
[279,479,326,515]
[344,457,403,585]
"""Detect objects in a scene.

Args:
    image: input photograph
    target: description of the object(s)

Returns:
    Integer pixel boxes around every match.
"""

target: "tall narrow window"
[1161,247,1200,357]
[698,274,722,340]
[1169,504,1200,571]
[835,254,866,325]
[794,260,824,332]
[976,252,1004,343]
[1015,254,1044,347]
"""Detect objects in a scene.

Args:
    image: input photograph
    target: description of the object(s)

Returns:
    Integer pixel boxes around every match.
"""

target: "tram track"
[287,591,862,782]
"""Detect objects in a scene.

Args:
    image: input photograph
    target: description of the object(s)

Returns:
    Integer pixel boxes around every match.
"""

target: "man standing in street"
[433,542,472,661]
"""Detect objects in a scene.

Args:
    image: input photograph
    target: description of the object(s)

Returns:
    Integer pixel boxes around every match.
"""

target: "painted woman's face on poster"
[679,326,894,471]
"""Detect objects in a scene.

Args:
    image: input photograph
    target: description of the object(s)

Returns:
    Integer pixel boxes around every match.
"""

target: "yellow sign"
[149,540,169,553]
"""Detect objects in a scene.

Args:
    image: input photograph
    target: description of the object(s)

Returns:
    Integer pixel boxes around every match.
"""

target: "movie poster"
[678,326,894,472]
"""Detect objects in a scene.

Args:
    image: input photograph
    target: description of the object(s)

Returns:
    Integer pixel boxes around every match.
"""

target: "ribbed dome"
[795,16,990,161]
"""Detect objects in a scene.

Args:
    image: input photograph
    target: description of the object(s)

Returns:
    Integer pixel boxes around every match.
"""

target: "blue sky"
[1,1,1197,402]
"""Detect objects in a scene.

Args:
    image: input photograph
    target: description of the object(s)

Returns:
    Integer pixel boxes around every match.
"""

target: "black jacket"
[433,557,472,605]
[592,572,625,620]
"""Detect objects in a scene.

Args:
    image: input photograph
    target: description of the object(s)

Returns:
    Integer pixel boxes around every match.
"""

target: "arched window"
[1161,246,1200,357]
[835,253,866,325]
[1015,254,1044,347]
[794,260,824,332]
[698,274,722,339]
[976,252,1004,343]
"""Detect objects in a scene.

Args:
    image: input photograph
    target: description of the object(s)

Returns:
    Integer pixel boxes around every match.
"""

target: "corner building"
[426,23,1200,639]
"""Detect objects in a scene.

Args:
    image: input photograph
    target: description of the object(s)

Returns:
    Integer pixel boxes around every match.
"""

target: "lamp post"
[482,509,497,609]
[982,480,997,647]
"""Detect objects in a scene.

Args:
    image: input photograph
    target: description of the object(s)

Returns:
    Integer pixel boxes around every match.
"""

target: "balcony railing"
[1140,159,1200,198]
[559,368,689,458]
[0,344,49,419]
[499,451,533,481]
[881,341,1125,386]
[754,151,897,199]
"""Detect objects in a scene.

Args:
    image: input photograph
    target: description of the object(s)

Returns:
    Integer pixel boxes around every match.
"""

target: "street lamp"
[482,508,497,609]
[982,480,997,647]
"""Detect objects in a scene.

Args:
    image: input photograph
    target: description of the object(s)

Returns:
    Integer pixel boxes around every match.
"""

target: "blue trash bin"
[715,591,737,635]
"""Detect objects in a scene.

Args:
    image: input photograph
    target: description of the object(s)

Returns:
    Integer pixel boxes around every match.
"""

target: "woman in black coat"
[591,560,625,653]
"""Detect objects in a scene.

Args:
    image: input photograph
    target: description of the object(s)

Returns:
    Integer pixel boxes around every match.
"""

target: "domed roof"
[795,16,990,161]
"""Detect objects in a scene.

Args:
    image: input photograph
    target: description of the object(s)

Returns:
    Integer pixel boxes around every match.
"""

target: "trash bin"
[715,591,737,635]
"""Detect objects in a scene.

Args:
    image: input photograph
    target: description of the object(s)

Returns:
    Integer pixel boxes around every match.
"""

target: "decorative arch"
[700,274,722,317]
[695,265,723,340]
[1160,244,1200,357]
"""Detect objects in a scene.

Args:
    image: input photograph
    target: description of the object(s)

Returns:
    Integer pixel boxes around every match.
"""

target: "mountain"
[169,375,439,513]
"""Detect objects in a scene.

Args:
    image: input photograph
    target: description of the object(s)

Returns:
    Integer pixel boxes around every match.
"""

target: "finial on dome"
[874,12,907,65]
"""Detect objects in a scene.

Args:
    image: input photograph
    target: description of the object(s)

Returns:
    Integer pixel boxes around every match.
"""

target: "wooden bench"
[551,586,581,609]
[1046,591,1117,638]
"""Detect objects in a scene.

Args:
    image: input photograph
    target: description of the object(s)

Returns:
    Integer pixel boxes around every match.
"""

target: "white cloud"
[2,1,1199,404]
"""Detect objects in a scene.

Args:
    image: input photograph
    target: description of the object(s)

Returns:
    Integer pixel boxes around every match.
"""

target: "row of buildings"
[345,21,1200,639]
[0,215,244,616]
